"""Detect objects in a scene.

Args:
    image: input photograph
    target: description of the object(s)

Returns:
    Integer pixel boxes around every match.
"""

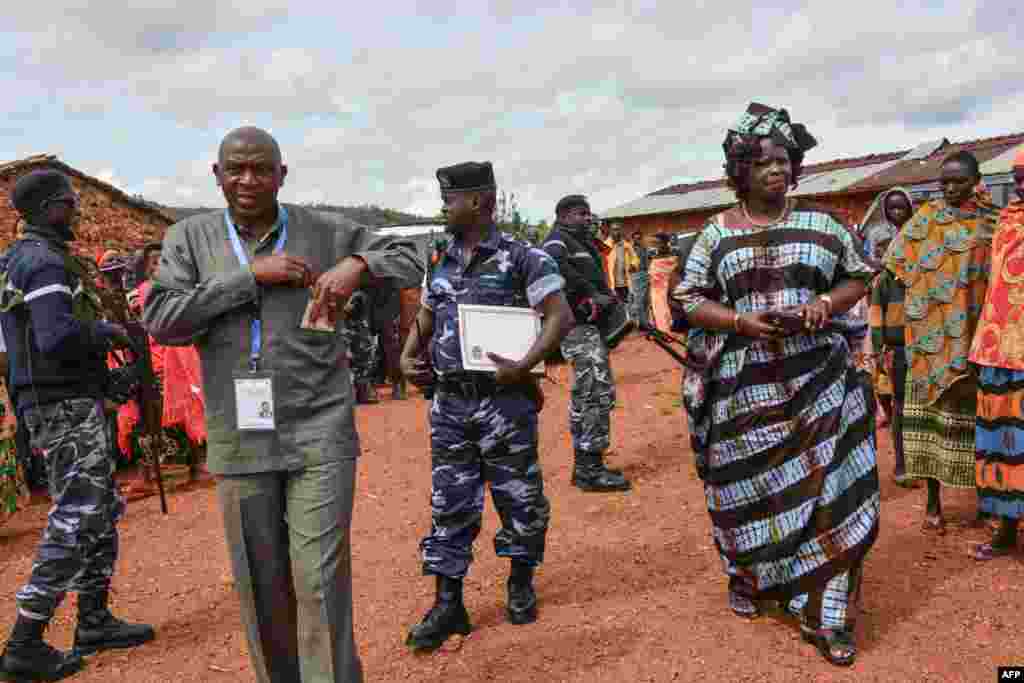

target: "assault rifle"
[92,256,167,513]
[639,323,688,367]
[124,320,168,515]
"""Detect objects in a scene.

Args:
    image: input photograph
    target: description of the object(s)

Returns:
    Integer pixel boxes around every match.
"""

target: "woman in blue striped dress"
[675,103,881,667]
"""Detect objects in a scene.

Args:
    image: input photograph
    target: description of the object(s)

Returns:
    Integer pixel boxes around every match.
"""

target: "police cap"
[436,162,496,193]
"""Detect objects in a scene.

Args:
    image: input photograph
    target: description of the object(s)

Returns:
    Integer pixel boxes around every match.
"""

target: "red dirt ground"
[0,336,1021,682]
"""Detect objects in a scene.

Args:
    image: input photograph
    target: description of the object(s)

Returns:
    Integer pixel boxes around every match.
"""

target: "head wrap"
[436,162,496,193]
[723,102,817,158]
[858,187,913,260]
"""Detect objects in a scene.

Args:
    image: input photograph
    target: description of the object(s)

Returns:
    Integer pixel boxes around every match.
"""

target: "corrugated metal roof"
[607,131,1024,219]
[790,159,904,198]
[602,186,735,219]
[850,133,1024,193]
[374,224,445,237]
[903,138,948,161]
[980,144,1024,175]
[605,161,901,218]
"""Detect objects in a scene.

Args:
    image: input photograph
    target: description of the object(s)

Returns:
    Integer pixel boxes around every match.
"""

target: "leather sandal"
[801,625,856,667]
[728,591,760,619]
[972,542,1014,561]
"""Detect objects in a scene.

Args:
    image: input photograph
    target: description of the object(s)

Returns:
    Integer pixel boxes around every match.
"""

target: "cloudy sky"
[2,1,1021,221]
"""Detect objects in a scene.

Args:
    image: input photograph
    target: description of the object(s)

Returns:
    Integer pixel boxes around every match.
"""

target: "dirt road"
[0,337,1020,682]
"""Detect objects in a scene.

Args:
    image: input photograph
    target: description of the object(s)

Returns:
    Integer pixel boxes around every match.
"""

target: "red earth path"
[0,336,1021,682]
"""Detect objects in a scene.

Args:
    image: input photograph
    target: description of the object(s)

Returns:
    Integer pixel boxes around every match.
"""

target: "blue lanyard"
[224,206,289,370]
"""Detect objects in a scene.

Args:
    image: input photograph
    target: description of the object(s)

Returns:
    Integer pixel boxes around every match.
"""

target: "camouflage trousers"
[342,318,378,384]
[561,324,616,453]
[629,271,650,329]
[421,389,550,578]
[16,398,125,621]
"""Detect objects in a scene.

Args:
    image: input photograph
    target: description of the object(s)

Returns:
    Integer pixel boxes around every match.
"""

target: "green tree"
[496,191,541,242]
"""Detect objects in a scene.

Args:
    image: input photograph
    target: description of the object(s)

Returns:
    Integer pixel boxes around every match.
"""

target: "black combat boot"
[572,450,631,492]
[405,576,471,652]
[0,615,84,681]
[506,562,537,625]
[73,592,155,656]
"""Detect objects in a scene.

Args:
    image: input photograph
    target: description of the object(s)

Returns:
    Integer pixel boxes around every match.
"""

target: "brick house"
[603,132,1024,240]
[0,154,173,262]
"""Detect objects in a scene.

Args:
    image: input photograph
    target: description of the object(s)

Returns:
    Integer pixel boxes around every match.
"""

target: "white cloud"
[2,1,1023,220]
[94,169,121,187]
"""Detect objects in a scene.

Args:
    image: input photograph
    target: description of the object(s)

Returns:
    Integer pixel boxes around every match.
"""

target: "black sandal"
[801,625,856,666]
[728,591,760,619]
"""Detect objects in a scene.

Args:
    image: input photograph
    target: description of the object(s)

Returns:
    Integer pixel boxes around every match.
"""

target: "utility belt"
[435,372,545,410]
[436,372,503,401]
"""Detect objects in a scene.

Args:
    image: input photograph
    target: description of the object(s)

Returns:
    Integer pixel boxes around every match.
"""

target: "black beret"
[436,162,496,193]
[11,170,76,217]
[555,194,589,215]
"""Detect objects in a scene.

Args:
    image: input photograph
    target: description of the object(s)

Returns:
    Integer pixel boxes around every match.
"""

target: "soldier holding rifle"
[0,170,154,682]
[542,195,632,492]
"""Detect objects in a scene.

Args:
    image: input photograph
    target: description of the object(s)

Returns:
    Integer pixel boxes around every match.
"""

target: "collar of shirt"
[447,224,501,266]
[235,204,286,250]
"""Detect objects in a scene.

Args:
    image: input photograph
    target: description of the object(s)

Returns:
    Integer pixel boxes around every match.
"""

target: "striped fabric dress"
[677,201,881,631]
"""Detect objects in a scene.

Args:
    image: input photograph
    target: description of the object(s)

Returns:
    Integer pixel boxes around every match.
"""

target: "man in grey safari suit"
[144,127,421,683]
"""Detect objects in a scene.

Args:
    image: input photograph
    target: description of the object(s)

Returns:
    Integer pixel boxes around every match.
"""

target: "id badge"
[233,370,277,431]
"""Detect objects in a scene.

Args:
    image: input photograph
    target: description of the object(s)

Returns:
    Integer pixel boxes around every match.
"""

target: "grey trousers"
[216,458,363,683]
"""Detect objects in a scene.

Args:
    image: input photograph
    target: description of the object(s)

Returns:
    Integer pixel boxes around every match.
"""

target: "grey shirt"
[143,204,422,475]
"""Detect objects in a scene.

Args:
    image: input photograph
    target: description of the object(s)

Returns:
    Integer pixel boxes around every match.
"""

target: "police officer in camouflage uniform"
[342,290,380,404]
[543,196,632,492]
[0,170,155,682]
[400,162,572,651]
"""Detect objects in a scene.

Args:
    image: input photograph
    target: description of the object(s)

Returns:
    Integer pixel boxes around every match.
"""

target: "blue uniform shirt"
[422,226,565,376]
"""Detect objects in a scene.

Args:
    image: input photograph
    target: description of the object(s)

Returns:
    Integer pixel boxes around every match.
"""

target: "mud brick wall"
[0,165,172,263]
